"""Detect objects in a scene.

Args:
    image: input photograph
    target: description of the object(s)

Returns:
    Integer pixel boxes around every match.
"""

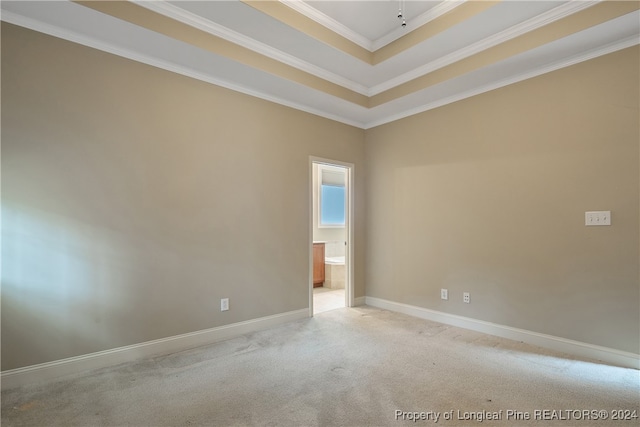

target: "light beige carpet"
[2,306,639,426]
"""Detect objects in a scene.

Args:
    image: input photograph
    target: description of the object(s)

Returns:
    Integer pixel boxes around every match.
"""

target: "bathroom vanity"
[313,242,325,287]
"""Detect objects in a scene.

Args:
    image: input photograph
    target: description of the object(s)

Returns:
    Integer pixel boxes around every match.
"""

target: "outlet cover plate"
[585,211,611,226]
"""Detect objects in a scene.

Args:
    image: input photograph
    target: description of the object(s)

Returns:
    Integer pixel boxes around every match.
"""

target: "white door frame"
[309,156,354,316]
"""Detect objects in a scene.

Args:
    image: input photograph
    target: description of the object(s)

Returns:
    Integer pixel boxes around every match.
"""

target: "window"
[321,184,345,226]
[319,166,346,227]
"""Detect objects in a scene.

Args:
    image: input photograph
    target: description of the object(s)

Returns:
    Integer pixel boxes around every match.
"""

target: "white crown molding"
[134,0,602,100]
[371,0,466,51]
[1,308,309,390]
[365,34,640,129]
[0,10,367,129]
[365,297,639,369]
[281,0,466,53]
[281,0,373,50]
[132,0,370,96]
[44,0,603,102]
[3,2,635,132]
[369,0,601,95]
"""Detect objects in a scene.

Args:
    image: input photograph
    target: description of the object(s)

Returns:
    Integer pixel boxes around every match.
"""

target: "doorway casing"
[309,157,354,316]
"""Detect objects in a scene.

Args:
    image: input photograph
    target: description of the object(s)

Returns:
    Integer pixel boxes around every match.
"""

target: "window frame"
[318,165,346,228]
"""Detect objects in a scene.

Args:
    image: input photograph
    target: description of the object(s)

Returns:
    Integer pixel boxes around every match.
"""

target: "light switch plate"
[585,211,611,226]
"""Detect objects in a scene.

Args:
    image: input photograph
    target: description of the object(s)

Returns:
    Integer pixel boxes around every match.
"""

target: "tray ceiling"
[2,1,639,129]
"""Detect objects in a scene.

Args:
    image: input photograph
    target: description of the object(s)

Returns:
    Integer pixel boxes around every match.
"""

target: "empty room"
[2,1,639,426]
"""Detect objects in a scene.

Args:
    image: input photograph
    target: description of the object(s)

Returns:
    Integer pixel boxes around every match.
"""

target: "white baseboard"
[1,308,309,390]
[353,296,366,306]
[365,296,639,370]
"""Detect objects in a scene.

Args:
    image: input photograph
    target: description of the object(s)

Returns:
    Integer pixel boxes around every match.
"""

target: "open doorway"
[310,158,353,315]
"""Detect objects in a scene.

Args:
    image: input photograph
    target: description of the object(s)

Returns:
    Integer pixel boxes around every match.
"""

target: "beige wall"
[1,24,366,370]
[2,23,638,373]
[365,46,639,354]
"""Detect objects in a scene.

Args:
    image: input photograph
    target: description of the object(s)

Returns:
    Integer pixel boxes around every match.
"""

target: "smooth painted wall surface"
[365,46,639,354]
[1,24,365,371]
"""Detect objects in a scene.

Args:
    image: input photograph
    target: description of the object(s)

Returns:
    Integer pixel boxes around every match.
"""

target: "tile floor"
[313,287,344,314]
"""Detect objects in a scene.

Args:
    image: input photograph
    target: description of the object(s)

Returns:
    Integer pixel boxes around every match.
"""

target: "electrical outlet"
[221,298,229,311]
[441,289,448,300]
[463,292,470,304]
[585,211,611,226]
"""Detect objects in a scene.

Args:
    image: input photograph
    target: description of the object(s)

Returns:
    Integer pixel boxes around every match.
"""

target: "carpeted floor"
[2,306,639,426]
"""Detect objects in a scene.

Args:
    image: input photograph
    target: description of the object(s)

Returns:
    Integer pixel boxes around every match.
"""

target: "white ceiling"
[2,1,638,129]
[303,0,439,43]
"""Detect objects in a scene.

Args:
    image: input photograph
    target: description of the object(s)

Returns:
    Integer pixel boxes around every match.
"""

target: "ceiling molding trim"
[4,3,636,132]
[368,0,601,96]
[365,35,640,129]
[371,0,466,51]
[1,11,366,129]
[372,1,500,65]
[77,0,368,106]
[243,0,372,64]
[368,0,640,106]
[281,0,467,54]
[133,0,369,96]
[280,0,373,51]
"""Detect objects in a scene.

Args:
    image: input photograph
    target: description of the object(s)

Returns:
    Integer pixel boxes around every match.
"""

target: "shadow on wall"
[2,203,106,370]
[1,202,158,371]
